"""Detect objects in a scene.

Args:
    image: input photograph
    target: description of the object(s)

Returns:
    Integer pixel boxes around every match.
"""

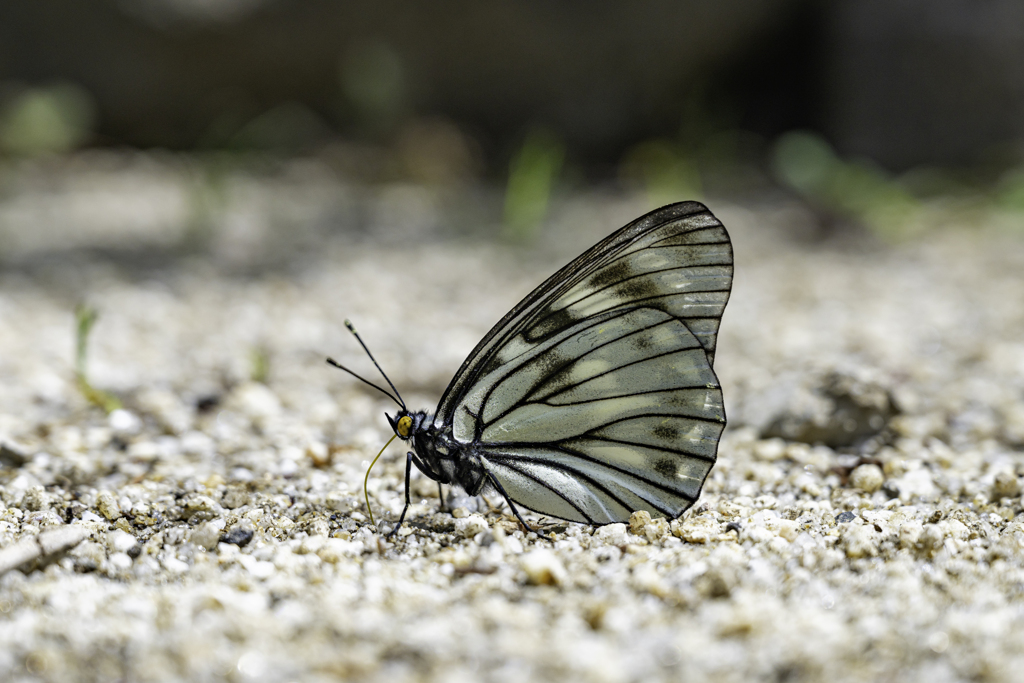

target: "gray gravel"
[2,159,1024,682]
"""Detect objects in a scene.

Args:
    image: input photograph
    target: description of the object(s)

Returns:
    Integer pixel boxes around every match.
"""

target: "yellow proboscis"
[364,434,398,526]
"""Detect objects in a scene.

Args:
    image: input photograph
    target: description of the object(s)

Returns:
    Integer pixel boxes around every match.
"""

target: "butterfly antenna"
[336,319,407,409]
[325,357,403,408]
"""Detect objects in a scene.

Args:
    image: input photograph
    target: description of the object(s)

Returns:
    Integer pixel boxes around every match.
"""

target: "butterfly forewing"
[435,202,733,524]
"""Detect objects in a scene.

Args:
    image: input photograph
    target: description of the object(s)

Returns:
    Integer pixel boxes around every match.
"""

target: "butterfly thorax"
[387,409,488,495]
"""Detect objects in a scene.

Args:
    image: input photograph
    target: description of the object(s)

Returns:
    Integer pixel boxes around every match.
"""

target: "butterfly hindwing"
[476,308,722,523]
[435,202,733,523]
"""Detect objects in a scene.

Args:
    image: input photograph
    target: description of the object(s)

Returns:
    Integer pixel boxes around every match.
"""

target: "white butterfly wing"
[475,308,723,523]
[436,202,733,523]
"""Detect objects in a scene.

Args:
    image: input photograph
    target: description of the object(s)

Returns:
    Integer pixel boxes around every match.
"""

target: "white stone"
[673,516,721,543]
[191,520,226,551]
[108,552,133,571]
[108,409,142,435]
[593,523,629,546]
[520,549,567,586]
[317,538,362,563]
[107,530,138,554]
[850,464,885,493]
[992,471,1021,499]
[454,514,489,538]
[842,524,878,559]
[232,382,282,419]
[161,556,189,574]
[96,492,121,520]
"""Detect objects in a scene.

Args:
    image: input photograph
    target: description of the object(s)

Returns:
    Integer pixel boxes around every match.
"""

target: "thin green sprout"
[74,304,122,413]
[502,127,564,242]
[249,346,269,384]
[364,433,398,526]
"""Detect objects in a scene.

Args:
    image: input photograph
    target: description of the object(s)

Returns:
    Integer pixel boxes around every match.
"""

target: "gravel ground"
[2,160,1024,682]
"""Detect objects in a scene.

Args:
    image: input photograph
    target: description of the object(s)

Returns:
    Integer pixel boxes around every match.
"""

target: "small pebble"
[21,487,52,512]
[842,524,878,558]
[916,524,945,556]
[298,535,327,554]
[72,541,106,571]
[992,471,1021,500]
[108,409,142,435]
[0,442,28,467]
[108,553,133,570]
[232,383,282,420]
[850,464,885,493]
[454,514,489,538]
[96,492,121,520]
[776,519,799,541]
[220,528,255,547]
[942,519,969,541]
[0,526,90,575]
[222,488,250,510]
[106,530,138,554]
[520,549,567,586]
[317,539,361,563]
[191,521,226,551]
[695,567,734,599]
[594,523,629,546]
[626,510,671,541]
[644,517,671,541]
[674,516,720,543]
[629,510,653,536]
[161,556,189,574]
[632,565,669,597]
[899,521,923,549]
[38,526,91,555]
[753,439,787,461]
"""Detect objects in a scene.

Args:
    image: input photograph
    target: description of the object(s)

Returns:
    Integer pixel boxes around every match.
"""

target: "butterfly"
[328,201,733,535]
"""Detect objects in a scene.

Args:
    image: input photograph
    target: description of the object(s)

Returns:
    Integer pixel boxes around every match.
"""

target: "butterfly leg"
[485,471,537,534]
[387,451,415,540]
[437,482,446,513]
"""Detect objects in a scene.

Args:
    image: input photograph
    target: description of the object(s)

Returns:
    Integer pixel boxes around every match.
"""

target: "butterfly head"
[386,411,418,440]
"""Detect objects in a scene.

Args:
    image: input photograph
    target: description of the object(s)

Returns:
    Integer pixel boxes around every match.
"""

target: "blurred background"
[1,0,1023,265]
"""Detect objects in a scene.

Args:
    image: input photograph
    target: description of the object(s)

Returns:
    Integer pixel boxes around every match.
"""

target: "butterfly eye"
[397,415,413,438]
